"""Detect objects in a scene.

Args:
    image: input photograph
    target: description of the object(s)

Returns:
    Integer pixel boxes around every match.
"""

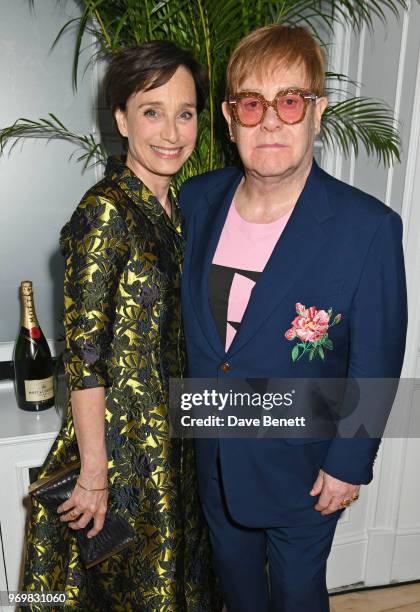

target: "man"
[180,24,407,611]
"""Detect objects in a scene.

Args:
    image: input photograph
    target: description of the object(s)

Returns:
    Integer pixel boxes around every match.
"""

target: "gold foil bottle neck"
[20,281,40,329]
[21,280,33,297]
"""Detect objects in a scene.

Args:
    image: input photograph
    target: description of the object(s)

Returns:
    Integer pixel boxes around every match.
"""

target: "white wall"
[0,0,98,342]
[325,0,420,588]
[0,1,419,589]
[328,2,420,213]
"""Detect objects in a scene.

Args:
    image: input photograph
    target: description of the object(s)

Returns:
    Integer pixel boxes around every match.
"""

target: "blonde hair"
[226,24,326,97]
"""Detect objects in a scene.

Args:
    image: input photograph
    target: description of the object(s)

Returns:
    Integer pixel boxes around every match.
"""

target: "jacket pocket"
[283,437,331,446]
[291,280,344,302]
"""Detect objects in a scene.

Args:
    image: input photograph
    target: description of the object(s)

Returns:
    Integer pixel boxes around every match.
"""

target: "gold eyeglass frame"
[228,88,318,127]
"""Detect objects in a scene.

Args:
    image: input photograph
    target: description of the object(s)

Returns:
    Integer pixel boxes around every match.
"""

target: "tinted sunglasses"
[228,89,318,127]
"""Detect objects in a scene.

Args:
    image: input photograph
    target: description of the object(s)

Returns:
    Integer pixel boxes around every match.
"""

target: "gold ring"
[339,499,352,509]
[69,510,78,520]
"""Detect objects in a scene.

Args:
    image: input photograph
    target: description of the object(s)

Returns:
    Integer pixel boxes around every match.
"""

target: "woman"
[22,41,221,611]
[180,25,407,611]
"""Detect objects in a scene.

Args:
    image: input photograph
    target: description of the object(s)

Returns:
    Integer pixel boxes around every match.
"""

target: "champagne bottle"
[13,281,54,411]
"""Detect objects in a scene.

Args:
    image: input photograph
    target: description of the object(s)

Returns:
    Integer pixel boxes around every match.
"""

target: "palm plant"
[0,0,412,180]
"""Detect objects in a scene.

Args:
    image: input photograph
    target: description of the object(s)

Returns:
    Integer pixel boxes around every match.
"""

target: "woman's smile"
[150,145,184,158]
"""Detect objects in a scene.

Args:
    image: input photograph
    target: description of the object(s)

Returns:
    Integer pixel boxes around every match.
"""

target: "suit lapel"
[188,162,333,359]
[227,162,333,357]
[189,169,243,357]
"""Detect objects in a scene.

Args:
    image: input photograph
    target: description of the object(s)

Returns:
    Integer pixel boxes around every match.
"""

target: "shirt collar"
[105,155,181,232]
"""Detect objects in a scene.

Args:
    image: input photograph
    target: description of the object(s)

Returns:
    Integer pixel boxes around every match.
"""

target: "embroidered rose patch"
[285,303,342,362]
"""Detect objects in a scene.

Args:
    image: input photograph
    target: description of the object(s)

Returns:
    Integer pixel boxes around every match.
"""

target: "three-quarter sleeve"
[60,193,129,391]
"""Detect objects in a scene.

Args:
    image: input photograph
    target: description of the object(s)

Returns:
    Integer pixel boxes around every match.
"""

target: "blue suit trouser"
[201,458,340,612]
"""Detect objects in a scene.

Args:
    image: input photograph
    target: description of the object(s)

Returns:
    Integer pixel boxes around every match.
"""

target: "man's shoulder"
[179,167,241,219]
[182,166,241,194]
[318,165,399,228]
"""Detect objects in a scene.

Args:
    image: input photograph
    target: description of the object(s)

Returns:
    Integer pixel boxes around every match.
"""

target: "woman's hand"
[60,387,108,537]
[57,464,108,538]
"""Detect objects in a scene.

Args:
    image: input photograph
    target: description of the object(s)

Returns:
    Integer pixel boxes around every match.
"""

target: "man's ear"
[314,96,328,135]
[222,101,235,140]
[114,107,128,138]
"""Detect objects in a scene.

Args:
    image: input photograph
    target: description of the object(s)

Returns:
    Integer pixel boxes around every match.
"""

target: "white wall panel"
[328,1,420,589]
[0,0,97,342]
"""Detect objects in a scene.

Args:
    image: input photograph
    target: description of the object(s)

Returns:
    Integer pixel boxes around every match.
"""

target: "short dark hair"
[104,40,208,114]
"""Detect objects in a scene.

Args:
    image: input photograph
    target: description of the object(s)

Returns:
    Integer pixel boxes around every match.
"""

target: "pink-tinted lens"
[236,97,264,125]
[277,93,305,123]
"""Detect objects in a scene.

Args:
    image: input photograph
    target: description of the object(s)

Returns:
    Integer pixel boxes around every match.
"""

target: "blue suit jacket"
[180,161,407,527]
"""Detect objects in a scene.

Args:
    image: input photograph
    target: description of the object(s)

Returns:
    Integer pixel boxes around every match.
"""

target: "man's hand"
[310,469,360,515]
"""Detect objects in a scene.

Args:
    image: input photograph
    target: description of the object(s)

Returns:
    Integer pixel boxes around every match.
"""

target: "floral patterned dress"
[21,157,221,612]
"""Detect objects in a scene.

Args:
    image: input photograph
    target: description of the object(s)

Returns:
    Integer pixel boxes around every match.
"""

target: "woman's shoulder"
[77,175,125,214]
[60,176,128,253]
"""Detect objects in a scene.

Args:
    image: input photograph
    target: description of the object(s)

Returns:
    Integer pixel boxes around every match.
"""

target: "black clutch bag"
[28,461,136,568]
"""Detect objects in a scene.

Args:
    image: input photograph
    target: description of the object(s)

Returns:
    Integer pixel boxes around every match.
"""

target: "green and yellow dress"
[21,157,221,611]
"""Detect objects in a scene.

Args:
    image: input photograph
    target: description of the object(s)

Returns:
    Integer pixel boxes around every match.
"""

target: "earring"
[229,132,235,142]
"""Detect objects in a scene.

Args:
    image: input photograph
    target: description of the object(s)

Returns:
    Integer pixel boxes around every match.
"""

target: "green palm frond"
[0,114,106,169]
[58,1,411,85]
[284,0,409,33]
[330,0,409,29]
[277,0,339,36]
[321,97,400,164]
[3,0,414,172]
[326,71,360,89]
